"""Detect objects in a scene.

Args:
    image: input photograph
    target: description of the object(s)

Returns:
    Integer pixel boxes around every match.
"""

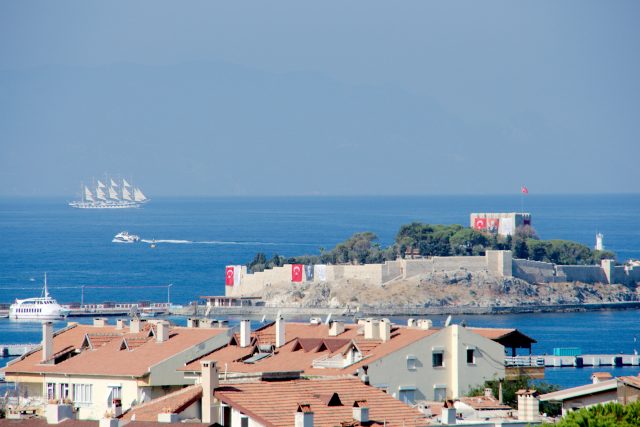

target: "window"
[432,351,444,367]
[108,385,122,407]
[406,355,417,371]
[73,384,92,405]
[398,388,416,404]
[60,383,70,400]
[46,383,56,400]
[467,349,475,364]
[434,385,447,401]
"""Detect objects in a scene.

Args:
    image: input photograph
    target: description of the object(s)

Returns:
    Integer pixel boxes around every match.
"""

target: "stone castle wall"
[225,251,639,297]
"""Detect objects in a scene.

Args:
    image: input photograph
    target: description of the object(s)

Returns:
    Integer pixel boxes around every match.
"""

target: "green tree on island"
[246,222,617,272]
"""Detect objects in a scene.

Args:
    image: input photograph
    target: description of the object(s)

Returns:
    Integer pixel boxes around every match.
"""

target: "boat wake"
[139,239,314,246]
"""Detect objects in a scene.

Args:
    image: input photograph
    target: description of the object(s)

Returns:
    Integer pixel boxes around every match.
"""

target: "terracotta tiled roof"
[618,375,640,389]
[181,322,439,377]
[0,420,211,427]
[214,377,427,427]
[458,395,512,410]
[3,323,228,378]
[592,372,613,379]
[121,384,203,421]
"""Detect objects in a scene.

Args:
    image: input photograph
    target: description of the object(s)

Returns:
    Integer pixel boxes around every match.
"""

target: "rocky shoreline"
[199,268,640,318]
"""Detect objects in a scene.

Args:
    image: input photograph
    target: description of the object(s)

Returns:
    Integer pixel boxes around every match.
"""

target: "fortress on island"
[226,250,640,298]
[225,212,640,299]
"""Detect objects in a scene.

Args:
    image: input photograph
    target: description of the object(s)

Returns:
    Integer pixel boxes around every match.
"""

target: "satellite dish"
[444,315,452,327]
[325,313,332,325]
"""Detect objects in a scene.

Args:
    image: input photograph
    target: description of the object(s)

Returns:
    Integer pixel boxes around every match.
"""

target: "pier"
[0,343,38,358]
[506,354,640,368]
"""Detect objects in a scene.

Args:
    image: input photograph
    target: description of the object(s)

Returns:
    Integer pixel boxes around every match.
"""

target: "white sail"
[84,186,95,202]
[108,187,119,200]
[133,188,147,202]
[97,180,106,188]
[96,187,107,201]
[122,187,132,201]
[110,179,118,187]
[122,179,131,187]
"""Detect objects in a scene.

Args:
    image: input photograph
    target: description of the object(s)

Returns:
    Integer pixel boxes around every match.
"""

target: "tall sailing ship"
[69,178,149,209]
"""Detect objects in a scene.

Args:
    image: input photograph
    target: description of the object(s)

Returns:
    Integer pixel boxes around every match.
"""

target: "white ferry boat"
[113,231,140,243]
[9,275,69,321]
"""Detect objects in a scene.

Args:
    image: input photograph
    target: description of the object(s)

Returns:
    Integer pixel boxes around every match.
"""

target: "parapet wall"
[512,259,556,284]
[556,265,607,284]
[226,251,510,297]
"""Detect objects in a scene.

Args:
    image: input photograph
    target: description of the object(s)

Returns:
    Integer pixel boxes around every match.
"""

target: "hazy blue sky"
[1,1,639,196]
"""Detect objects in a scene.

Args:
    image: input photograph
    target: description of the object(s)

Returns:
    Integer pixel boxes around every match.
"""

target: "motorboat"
[113,231,140,243]
[9,274,69,321]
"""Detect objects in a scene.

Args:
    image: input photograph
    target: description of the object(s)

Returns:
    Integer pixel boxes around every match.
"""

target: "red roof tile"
[121,385,203,421]
[3,324,228,378]
[214,377,427,427]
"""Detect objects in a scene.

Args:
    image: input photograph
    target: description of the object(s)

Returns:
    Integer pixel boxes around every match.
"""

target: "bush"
[547,400,640,427]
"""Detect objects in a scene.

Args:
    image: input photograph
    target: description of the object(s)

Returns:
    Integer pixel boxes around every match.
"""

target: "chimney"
[187,318,199,328]
[42,322,53,363]
[130,318,142,333]
[484,388,494,398]
[93,318,107,327]
[156,321,169,343]
[201,361,220,424]
[199,319,214,328]
[116,319,125,330]
[352,400,369,423]
[276,315,285,348]
[328,321,345,337]
[517,389,539,422]
[379,319,391,342]
[407,318,416,328]
[240,320,251,348]
[294,404,314,427]
[441,407,457,425]
[364,319,379,340]
[418,319,433,330]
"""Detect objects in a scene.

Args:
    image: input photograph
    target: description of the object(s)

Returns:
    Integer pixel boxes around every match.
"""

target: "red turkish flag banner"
[473,217,487,230]
[225,266,235,286]
[291,264,303,282]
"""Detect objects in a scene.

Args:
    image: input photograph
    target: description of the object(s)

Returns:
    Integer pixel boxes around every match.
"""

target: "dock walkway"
[507,354,640,368]
[0,343,38,358]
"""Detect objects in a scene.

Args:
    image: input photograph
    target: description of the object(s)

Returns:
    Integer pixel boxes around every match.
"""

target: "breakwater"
[179,301,640,318]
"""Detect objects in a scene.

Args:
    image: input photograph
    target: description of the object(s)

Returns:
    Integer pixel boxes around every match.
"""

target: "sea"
[1,194,639,388]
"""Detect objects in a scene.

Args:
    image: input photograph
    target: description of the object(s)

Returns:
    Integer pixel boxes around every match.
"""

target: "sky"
[0,1,639,197]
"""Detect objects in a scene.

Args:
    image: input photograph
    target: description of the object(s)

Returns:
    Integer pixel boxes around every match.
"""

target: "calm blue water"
[1,195,639,388]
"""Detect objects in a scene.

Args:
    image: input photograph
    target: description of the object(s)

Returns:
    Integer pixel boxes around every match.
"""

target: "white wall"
[43,375,138,420]
[366,325,505,402]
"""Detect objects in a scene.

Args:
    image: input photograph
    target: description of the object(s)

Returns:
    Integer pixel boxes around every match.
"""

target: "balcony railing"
[505,355,544,367]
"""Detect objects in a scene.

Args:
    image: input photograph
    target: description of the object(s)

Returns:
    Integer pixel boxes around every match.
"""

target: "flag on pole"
[521,186,529,194]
